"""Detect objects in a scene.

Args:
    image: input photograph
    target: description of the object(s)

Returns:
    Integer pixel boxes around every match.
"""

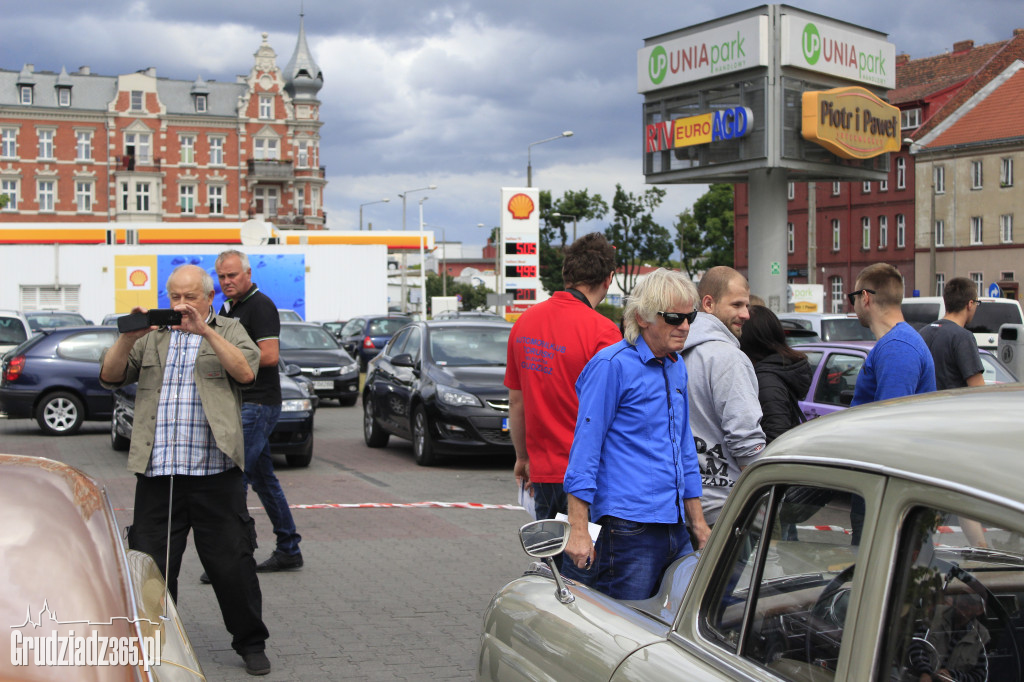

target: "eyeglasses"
[658,310,699,326]
[971,299,982,306]
[846,289,876,306]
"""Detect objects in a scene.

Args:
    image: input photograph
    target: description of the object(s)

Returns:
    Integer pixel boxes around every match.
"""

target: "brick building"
[735,30,1024,312]
[0,18,326,230]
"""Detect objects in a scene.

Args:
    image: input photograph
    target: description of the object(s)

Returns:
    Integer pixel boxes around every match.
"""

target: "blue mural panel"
[156,254,306,318]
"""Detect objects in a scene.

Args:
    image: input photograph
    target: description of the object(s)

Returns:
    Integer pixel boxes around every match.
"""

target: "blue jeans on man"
[561,516,693,600]
[242,402,301,557]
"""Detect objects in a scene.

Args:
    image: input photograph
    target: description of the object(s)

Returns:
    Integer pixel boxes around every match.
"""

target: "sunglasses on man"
[846,288,875,306]
[658,310,699,326]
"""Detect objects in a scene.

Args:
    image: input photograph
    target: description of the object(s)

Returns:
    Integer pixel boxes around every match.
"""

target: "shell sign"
[507,193,535,220]
[801,86,900,160]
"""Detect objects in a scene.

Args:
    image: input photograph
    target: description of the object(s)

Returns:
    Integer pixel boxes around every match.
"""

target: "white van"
[902,296,1024,349]
[0,310,32,357]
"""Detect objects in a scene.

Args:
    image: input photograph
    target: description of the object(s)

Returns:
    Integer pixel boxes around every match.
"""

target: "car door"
[56,329,119,417]
[385,326,421,437]
[801,349,865,420]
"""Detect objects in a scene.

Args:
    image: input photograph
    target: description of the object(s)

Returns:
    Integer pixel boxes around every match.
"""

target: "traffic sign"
[989,283,1002,298]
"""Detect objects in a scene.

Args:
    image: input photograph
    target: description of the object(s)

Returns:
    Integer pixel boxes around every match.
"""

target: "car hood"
[279,349,355,367]
[429,365,508,397]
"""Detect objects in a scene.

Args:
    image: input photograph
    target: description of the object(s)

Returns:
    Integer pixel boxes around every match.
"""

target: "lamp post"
[527,131,573,187]
[425,224,448,297]
[478,222,502,314]
[905,138,936,295]
[359,197,389,231]
[550,212,578,243]
[397,185,437,313]
[418,197,428,317]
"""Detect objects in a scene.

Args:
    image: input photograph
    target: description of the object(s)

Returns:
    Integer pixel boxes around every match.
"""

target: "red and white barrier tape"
[282,501,526,511]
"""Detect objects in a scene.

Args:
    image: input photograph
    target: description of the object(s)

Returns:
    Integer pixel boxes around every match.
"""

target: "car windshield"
[0,317,28,345]
[821,318,874,342]
[902,302,942,326]
[279,310,303,321]
[280,326,339,350]
[27,313,86,328]
[369,318,411,336]
[968,302,1023,334]
[429,327,510,366]
[981,354,1018,384]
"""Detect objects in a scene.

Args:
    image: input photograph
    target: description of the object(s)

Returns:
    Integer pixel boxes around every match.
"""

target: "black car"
[24,310,91,332]
[0,326,119,435]
[279,322,360,406]
[111,362,317,467]
[362,320,514,466]
[338,314,413,371]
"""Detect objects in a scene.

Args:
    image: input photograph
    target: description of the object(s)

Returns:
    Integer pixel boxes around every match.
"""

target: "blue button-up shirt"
[564,337,702,524]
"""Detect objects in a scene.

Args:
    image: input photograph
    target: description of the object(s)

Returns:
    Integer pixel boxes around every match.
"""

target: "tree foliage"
[424,271,490,316]
[675,183,735,278]
[538,189,609,294]
[604,184,672,297]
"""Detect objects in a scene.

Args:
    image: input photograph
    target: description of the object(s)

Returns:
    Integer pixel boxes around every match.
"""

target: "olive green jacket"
[100,315,259,474]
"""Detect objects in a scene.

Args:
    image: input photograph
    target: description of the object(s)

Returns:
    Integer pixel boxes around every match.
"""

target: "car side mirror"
[284,363,302,377]
[392,353,416,368]
[518,519,574,604]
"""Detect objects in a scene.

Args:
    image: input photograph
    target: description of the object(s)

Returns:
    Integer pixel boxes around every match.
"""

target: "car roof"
[794,340,876,352]
[778,312,857,320]
[762,384,1024,510]
[419,319,512,329]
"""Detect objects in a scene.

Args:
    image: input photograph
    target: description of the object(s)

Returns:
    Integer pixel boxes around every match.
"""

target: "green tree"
[538,189,609,294]
[424,271,490,316]
[604,184,672,297]
[675,183,735,278]
[0,195,7,209]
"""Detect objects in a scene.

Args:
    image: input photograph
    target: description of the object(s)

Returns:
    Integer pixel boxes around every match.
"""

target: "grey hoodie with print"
[682,312,766,524]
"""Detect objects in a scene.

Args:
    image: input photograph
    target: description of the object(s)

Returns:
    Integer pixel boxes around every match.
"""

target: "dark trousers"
[129,468,269,655]
[242,402,300,555]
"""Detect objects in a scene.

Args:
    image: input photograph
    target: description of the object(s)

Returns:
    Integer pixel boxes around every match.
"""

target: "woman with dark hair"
[739,305,812,443]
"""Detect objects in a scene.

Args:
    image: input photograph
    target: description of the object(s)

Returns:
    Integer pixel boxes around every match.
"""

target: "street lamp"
[550,212,579,243]
[359,197,389,231]
[478,222,502,315]
[425,224,448,297]
[527,131,573,187]
[419,197,429,317]
[905,138,936,294]
[397,185,437,313]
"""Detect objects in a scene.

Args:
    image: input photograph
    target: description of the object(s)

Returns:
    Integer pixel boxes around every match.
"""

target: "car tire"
[36,391,85,436]
[412,405,437,467]
[363,395,390,448]
[110,418,130,451]
[286,440,313,468]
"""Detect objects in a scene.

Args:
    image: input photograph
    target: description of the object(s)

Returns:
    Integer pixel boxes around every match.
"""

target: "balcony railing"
[115,155,161,171]
[246,159,294,181]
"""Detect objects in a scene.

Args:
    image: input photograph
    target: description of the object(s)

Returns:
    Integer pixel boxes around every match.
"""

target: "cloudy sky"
[4,1,1020,249]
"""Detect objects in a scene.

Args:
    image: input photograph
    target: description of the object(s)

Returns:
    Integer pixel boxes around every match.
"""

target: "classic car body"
[479,386,1024,681]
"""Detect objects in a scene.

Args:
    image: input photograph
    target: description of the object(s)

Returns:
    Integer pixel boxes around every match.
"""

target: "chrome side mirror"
[519,519,574,604]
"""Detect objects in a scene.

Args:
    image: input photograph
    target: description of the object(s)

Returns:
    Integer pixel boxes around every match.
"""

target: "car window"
[340,319,363,337]
[429,327,510,366]
[369,318,411,336]
[56,330,117,362]
[701,484,861,679]
[280,326,338,350]
[401,327,422,361]
[27,313,86,329]
[385,328,411,359]
[881,505,1024,681]
[821,318,875,342]
[0,317,28,345]
[968,302,1024,334]
[981,354,1017,384]
[803,350,824,374]
[813,352,864,406]
[278,310,302,321]
[902,303,942,326]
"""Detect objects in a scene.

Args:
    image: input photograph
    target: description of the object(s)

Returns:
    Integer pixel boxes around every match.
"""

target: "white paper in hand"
[517,481,537,520]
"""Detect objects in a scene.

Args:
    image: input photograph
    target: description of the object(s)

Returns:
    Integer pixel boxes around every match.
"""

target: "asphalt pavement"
[0,399,528,681]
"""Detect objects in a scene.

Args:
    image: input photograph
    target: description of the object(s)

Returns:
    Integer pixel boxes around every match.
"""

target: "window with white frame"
[253,137,279,160]
[1,179,18,210]
[20,285,79,311]
[208,185,224,214]
[896,157,906,189]
[879,215,888,248]
[897,214,906,248]
[253,187,278,216]
[831,219,840,251]
[135,182,151,212]
[862,216,871,249]
[311,187,320,213]
[934,165,945,194]
[1,129,17,158]
[75,181,92,212]
[880,177,888,191]
[75,131,91,161]
[971,272,983,297]
[1001,271,1015,281]
[862,181,871,194]
[209,137,224,165]
[195,95,207,113]
[1001,214,1013,243]
[935,273,945,297]
[971,160,983,189]
[971,216,983,244]
[37,180,55,211]
[180,185,195,214]
[295,187,304,215]
[37,129,54,159]
[787,222,794,254]
[124,132,152,163]
[297,140,309,168]
[130,90,143,111]
[20,86,32,105]
[1001,157,1014,187]
[935,219,945,247]
[787,182,794,200]
[180,135,195,165]
[258,95,273,119]
[120,182,129,211]
[57,88,71,107]
[830,276,844,314]
[901,108,921,130]
[832,181,841,195]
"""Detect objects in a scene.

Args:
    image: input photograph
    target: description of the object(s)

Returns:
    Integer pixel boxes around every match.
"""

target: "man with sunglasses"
[682,266,765,527]
[918,277,985,390]
[849,263,936,406]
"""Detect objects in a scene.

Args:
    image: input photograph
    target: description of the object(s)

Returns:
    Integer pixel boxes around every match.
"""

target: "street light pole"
[359,197,389,231]
[397,185,437,313]
[419,197,428,318]
[425,224,448,297]
[550,212,578,242]
[527,131,573,187]
[478,222,502,315]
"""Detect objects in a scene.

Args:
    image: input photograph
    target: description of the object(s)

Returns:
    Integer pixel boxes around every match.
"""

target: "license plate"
[502,417,508,432]
[313,380,334,390]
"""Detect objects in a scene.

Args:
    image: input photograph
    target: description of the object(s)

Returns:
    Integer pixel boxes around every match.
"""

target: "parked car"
[780,319,820,346]
[111,361,317,467]
[278,321,360,406]
[796,340,1017,420]
[319,320,346,339]
[0,309,32,356]
[23,310,91,332]
[362,319,513,465]
[777,312,875,342]
[0,326,118,435]
[278,309,303,322]
[433,310,501,320]
[2,454,205,679]
[338,314,413,370]
[903,296,1024,349]
[479,385,1024,682]
[100,312,128,326]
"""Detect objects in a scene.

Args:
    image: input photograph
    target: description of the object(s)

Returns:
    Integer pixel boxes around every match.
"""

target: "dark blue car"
[0,326,118,435]
[338,315,413,371]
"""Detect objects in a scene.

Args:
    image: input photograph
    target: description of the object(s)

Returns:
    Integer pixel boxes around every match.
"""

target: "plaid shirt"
[146,327,234,477]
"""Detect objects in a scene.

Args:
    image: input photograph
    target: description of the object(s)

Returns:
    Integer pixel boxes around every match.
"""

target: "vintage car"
[479,385,1024,681]
[0,454,204,680]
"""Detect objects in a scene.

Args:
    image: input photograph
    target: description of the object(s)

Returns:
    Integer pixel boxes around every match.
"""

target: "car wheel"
[36,391,85,436]
[110,417,130,451]
[363,394,390,447]
[412,405,437,467]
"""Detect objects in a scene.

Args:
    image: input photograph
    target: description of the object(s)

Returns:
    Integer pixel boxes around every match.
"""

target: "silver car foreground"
[479,385,1024,681]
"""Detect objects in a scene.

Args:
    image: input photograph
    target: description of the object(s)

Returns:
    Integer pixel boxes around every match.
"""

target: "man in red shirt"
[505,233,621,520]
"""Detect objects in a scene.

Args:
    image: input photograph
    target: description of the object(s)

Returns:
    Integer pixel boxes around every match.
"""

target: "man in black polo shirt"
[214,249,303,574]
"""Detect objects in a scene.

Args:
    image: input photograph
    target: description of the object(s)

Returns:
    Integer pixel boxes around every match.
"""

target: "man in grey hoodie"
[682,266,766,525]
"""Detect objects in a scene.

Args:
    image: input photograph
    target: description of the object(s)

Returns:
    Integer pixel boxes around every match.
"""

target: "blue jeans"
[242,403,301,556]
[532,482,567,520]
[562,516,692,600]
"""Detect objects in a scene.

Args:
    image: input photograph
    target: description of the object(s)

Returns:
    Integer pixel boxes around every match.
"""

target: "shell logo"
[507,193,535,220]
[128,269,149,287]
